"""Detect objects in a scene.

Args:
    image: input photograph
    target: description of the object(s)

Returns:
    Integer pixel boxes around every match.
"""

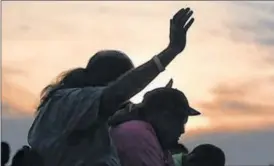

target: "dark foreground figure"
[173,144,226,166]
[10,146,44,166]
[27,7,195,166]
[1,142,10,166]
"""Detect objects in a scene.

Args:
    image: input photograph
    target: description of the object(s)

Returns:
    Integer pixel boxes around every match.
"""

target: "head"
[11,146,44,166]
[85,50,134,86]
[38,50,134,108]
[186,144,225,166]
[138,79,200,150]
[1,141,10,166]
[11,146,29,166]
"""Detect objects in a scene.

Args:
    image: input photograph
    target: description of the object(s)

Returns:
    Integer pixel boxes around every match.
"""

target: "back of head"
[1,141,10,165]
[108,79,174,126]
[141,87,189,116]
[11,146,29,166]
[11,146,44,166]
[189,144,225,166]
[85,50,134,86]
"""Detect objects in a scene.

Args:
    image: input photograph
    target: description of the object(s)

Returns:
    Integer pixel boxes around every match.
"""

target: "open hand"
[168,8,195,54]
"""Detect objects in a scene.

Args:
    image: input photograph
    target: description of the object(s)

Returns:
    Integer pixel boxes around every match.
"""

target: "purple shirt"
[110,120,175,166]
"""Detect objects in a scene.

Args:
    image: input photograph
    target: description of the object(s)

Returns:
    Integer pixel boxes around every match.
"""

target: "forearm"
[100,47,179,118]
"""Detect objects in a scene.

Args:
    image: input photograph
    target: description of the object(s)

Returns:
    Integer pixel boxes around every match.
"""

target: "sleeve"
[112,126,166,166]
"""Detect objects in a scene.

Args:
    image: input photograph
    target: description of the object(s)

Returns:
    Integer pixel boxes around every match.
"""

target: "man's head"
[1,141,10,166]
[139,81,200,150]
[186,144,225,166]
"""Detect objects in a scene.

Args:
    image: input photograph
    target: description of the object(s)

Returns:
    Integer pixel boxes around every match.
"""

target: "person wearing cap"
[109,81,201,166]
[28,7,195,166]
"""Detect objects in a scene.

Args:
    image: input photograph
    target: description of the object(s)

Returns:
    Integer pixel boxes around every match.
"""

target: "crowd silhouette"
[2,7,228,166]
[2,141,225,166]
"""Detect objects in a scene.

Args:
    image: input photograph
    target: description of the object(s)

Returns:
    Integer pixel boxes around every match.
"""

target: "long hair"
[38,68,87,110]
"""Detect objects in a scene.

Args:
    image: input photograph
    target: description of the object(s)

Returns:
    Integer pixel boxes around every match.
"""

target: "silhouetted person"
[11,146,44,166]
[28,7,195,166]
[1,141,10,166]
[184,144,225,166]
[109,81,200,166]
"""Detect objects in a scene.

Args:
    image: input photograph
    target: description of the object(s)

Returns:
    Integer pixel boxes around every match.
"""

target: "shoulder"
[56,87,105,98]
[110,120,160,149]
[49,87,105,108]
[111,120,155,136]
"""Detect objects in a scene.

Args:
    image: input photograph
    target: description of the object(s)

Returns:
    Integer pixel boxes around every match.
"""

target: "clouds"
[196,76,274,131]
[2,66,37,114]
[226,2,274,60]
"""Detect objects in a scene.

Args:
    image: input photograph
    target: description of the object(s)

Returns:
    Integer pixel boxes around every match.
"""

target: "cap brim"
[188,107,201,116]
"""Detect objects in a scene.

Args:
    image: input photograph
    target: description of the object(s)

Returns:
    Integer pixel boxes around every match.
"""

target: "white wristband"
[153,56,165,72]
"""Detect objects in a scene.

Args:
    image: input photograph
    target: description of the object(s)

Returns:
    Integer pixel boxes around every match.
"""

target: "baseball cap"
[142,87,201,116]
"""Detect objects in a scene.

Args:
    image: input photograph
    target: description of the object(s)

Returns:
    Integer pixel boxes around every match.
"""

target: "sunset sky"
[2,1,274,164]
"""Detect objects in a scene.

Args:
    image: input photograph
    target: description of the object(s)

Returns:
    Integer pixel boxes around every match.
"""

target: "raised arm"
[100,8,195,119]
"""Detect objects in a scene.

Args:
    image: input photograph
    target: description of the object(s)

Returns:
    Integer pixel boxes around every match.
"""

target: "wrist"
[165,45,181,55]
[152,55,165,72]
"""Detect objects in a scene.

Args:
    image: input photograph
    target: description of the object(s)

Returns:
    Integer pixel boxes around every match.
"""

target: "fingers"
[172,7,194,30]
[184,18,195,32]
[173,8,186,23]
[180,9,193,26]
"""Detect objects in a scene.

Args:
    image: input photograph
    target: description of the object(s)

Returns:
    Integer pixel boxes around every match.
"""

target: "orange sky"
[2,1,274,133]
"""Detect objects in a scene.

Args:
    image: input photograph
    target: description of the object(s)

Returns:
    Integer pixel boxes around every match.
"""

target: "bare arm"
[99,47,179,119]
